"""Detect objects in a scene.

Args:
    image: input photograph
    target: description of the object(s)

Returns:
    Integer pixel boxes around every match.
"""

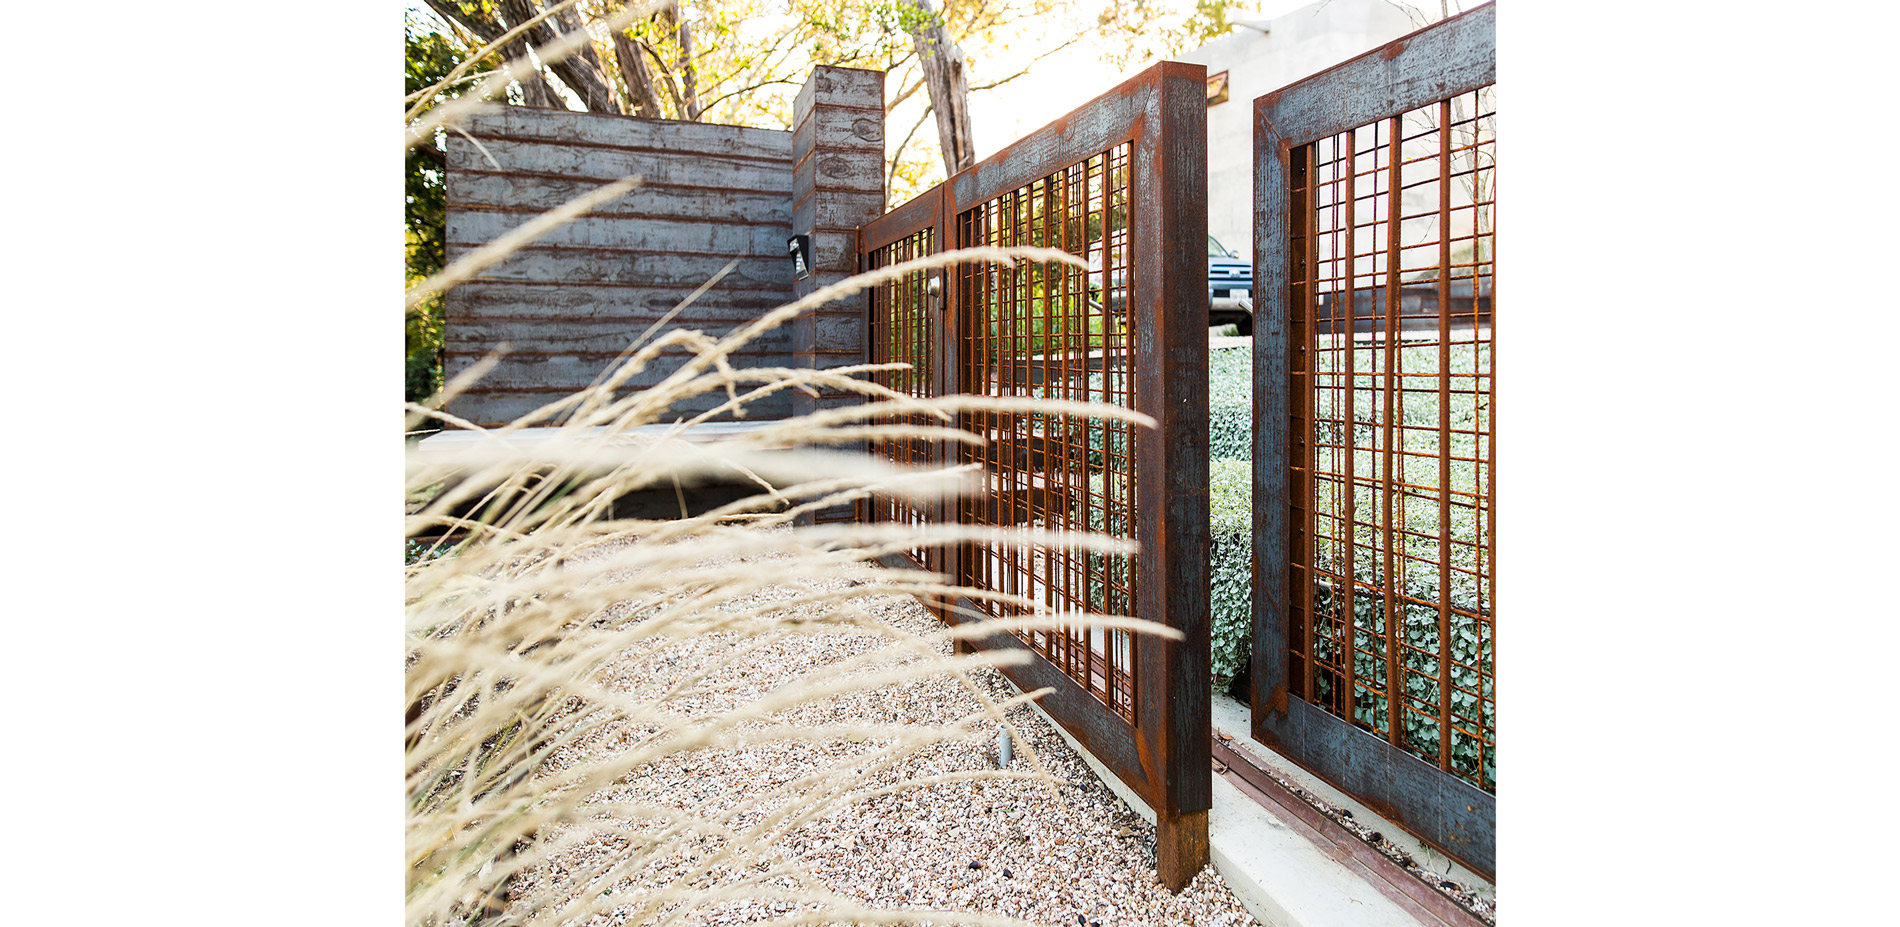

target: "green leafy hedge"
[1209,345,1252,460]
[1209,347,1255,690]
[1205,455,1495,785]
[1209,456,1253,690]
[1306,571,1494,785]
[1202,345,1493,787]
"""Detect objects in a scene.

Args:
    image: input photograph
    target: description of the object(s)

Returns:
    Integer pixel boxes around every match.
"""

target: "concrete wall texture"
[441,105,802,426]
[441,70,888,428]
[789,66,886,420]
[1174,0,1421,258]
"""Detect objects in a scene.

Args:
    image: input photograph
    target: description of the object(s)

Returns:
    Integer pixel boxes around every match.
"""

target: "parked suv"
[1084,235,1255,333]
[1207,234,1254,334]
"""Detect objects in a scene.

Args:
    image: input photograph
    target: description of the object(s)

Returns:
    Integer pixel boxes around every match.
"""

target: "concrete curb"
[1012,684,1429,927]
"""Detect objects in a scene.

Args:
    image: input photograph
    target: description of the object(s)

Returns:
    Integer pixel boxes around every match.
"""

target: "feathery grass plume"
[406,246,1174,926]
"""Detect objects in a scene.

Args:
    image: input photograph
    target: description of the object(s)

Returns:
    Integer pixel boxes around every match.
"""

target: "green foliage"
[1202,342,1495,788]
[1171,0,1241,51]
[1208,456,1252,690]
[1208,343,1252,460]
[980,289,1111,359]
[405,21,481,407]
[1306,572,1494,787]
[1046,370,1131,470]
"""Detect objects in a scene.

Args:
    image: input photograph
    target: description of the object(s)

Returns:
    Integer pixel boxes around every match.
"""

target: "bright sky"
[405,2,1320,124]
[963,0,1322,161]
[405,0,1456,189]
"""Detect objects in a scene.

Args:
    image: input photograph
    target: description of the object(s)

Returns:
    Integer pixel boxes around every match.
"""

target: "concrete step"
[1014,680,1493,927]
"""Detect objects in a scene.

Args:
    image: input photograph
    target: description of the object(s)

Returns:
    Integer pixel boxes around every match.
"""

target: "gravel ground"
[511,546,1261,927]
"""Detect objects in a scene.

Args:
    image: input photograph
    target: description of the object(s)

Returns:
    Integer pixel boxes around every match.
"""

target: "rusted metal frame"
[1093,149,1111,673]
[908,230,928,550]
[858,228,883,532]
[929,183,960,630]
[1340,135,1359,725]
[1478,107,1496,785]
[1251,0,1495,876]
[930,62,1208,889]
[950,189,977,623]
[1042,170,1078,693]
[1056,159,1078,681]
[998,188,1018,621]
[1381,115,1404,749]
[1254,3,1496,150]
[1287,696,1495,879]
[1289,144,1314,709]
[1105,148,1117,631]
[1028,175,1066,683]
[859,191,944,577]
[1435,98,1454,772]
[1252,79,1295,731]
[1092,148,1109,661]
[915,228,935,570]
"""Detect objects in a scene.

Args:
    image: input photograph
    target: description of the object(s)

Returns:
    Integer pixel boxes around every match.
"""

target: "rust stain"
[1267,683,1289,715]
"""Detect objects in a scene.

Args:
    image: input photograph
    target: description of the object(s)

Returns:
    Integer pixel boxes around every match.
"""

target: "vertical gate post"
[1140,61,1213,891]
[791,66,886,421]
[932,183,967,646]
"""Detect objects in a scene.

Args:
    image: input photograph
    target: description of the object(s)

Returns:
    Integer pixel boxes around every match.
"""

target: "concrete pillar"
[790,65,885,419]
[790,65,885,523]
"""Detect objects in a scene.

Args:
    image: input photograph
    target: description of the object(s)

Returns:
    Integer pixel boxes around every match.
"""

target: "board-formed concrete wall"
[789,66,886,420]
[442,105,799,426]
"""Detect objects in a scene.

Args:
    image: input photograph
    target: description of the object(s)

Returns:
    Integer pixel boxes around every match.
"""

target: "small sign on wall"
[1206,70,1230,106]
[788,234,811,279]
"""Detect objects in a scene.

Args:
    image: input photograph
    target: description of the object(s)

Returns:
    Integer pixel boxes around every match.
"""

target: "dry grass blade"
[407,244,1172,926]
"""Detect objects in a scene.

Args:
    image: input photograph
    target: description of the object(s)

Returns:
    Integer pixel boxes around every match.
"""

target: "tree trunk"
[497,0,621,113]
[663,2,702,120]
[612,29,665,118]
[903,0,975,174]
[420,0,563,108]
[548,3,625,114]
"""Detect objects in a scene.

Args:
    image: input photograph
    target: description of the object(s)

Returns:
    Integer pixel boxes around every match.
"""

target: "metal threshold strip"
[1210,737,1492,927]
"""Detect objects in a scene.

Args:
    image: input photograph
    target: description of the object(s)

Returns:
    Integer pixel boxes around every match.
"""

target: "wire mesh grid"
[865,228,939,570]
[956,142,1138,721]
[1287,87,1495,790]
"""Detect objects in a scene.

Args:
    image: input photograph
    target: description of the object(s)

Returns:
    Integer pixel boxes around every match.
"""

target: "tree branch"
[641,39,688,118]
[888,104,934,189]
[695,78,804,115]
[885,75,926,115]
[970,35,1081,92]
[611,27,664,118]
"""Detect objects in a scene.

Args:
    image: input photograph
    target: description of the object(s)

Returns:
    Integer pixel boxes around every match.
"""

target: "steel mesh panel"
[956,143,1138,722]
[865,228,939,570]
[1288,87,1496,791]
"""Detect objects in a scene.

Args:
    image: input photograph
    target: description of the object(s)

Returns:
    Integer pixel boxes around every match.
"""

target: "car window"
[1207,235,1235,259]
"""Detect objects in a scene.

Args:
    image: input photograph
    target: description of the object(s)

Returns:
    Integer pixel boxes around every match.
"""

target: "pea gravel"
[509,544,1261,927]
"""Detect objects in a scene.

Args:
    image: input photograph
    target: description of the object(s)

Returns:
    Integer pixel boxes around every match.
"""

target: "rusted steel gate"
[1252,3,1497,878]
[860,62,1212,889]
